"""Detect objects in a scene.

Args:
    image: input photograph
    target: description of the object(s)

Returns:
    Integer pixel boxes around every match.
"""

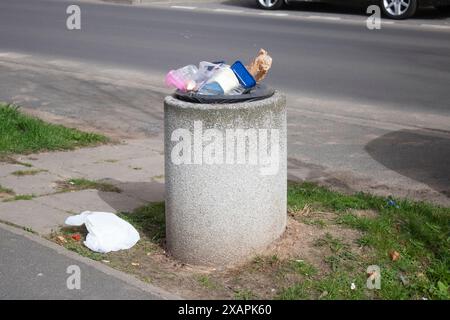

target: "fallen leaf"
[389,250,400,261]
[56,235,67,244]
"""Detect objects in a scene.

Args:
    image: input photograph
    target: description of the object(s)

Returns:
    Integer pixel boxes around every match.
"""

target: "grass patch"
[0,185,14,195]
[0,154,33,167]
[118,202,165,243]
[11,169,47,176]
[197,275,218,289]
[0,103,108,154]
[49,182,449,300]
[104,159,118,163]
[290,260,318,277]
[234,289,256,300]
[284,182,450,300]
[51,226,105,261]
[3,194,35,202]
[57,178,121,193]
[301,218,327,228]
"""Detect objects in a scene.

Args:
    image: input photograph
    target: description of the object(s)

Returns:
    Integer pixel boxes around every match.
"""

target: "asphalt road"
[1,0,448,300]
[0,0,449,203]
[0,0,450,114]
[0,224,170,299]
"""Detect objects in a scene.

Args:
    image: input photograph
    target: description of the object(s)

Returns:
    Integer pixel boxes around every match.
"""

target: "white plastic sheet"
[65,211,140,253]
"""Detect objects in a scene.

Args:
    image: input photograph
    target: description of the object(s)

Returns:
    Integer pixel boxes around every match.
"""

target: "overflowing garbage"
[165,49,273,96]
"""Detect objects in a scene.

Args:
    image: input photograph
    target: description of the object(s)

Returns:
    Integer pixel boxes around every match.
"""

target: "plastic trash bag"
[174,83,274,104]
[165,65,199,92]
[165,61,228,93]
[65,211,140,253]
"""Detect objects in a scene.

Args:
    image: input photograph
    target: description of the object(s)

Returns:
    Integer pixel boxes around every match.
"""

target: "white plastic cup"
[206,67,240,94]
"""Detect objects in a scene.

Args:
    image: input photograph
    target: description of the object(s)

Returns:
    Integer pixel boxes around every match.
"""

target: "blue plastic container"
[231,61,256,89]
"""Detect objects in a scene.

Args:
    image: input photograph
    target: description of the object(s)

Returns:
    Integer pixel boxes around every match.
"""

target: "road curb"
[0,221,182,300]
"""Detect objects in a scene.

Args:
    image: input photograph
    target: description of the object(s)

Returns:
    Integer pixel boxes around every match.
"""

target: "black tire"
[380,0,417,19]
[255,0,284,10]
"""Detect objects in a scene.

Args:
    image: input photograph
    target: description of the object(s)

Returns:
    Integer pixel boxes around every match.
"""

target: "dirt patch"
[0,192,13,201]
[259,217,362,274]
[51,213,364,299]
[352,209,379,219]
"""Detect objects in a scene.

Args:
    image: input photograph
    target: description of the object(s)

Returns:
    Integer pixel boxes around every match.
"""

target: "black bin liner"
[174,84,275,104]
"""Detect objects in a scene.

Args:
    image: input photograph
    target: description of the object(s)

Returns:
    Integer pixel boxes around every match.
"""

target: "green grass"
[0,103,108,154]
[54,227,105,261]
[0,154,33,167]
[50,181,449,300]
[197,275,217,289]
[301,218,327,228]
[11,169,47,176]
[284,182,450,300]
[58,178,121,193]
[234,289,256,300]
[0,185,14,195]
[118,202,166,243]
[3,194,35,202]
[290,260,318,277]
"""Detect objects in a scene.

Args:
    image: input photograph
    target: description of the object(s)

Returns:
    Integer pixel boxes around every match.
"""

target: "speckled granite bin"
[164,91,287,266]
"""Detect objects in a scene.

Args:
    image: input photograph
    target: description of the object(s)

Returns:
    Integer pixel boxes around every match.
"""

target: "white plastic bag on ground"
[65,211,140,253]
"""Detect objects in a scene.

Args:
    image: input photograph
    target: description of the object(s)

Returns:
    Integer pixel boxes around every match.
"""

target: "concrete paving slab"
[0,171,60,196]
[73,158,164,182]
[0,163,31,178]
[0,200,69,235]
[34,189,145,214]
[116,180,165,204]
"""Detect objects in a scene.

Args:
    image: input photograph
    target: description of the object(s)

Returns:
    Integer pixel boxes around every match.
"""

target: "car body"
[256,0,450,19]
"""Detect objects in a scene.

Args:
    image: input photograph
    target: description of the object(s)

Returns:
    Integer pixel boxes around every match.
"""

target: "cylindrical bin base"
[164,92,286,266]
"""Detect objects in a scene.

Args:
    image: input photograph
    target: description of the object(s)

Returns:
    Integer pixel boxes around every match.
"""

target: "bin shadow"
[365,129,450,197]
[96,179,165,212]
[96,179,167,243]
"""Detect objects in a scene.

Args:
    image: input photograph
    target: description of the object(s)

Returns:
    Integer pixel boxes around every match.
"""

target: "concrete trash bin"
[164,91,287,266]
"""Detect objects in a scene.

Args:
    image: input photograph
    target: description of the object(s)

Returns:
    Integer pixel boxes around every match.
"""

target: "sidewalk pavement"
[0,138,165,235]
[0,222,178,299]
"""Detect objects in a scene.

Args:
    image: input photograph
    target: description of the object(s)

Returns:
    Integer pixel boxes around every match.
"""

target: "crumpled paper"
[246,48,273,83]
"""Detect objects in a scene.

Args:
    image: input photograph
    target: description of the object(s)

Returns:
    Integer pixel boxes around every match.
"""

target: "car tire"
[255,0,284,10]
[380,0,417,19]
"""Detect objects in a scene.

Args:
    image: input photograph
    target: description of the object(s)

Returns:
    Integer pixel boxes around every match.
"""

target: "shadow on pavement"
[222,0,450,20]
[365,129,450,198]
[98,179,165,212]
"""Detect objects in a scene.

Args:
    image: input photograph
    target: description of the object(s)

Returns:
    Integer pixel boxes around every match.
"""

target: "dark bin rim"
[173,84,275,104]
